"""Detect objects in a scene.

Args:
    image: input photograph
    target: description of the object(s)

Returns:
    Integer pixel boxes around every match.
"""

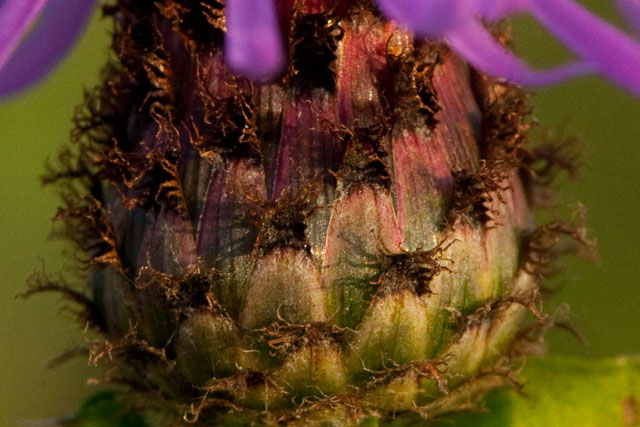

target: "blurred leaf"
[436,356,640,427]
[68,391,148,427]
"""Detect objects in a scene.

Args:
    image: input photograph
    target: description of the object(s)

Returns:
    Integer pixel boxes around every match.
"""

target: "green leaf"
[68,390,148,427]
[436,356,640,427]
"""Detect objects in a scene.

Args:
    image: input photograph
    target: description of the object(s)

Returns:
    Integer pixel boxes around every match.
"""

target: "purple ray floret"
[0,0,48,79]
[374,0,465,37]
[523,0,640,95]
[615,0,640,36]
[377,0,592,86]
[224,0,640,96]
[2,0,640,96]
[0,0,97,97]
[377,0,640,95]
[224,0,286,82]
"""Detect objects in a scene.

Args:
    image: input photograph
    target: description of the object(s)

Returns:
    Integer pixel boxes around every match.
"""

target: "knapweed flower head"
[0,0,97,96]
[23,0,601,423]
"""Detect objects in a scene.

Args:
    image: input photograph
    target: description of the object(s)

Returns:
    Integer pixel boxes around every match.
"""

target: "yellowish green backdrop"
[1,1,639,424]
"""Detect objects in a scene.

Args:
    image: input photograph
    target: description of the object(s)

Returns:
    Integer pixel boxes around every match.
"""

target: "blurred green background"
[1,1,639,424]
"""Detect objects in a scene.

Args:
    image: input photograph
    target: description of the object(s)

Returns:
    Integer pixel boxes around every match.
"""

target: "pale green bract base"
[68,356,640,426]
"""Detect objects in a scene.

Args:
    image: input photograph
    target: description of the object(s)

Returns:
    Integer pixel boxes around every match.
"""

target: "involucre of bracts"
[33,0,594,425]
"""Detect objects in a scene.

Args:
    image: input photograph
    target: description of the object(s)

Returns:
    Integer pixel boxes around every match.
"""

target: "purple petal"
[446,19,593,86]
[224,0,285,82]
[526,0,640,96]
[0,0,97,97]
[374,0,591,86]
[0,0,47,73]
[375,0,464,37]
[615,0,640,36]
[474,0,528,21]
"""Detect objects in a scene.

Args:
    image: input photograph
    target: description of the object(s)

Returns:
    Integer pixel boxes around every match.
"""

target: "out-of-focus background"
[1,1,639,424]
